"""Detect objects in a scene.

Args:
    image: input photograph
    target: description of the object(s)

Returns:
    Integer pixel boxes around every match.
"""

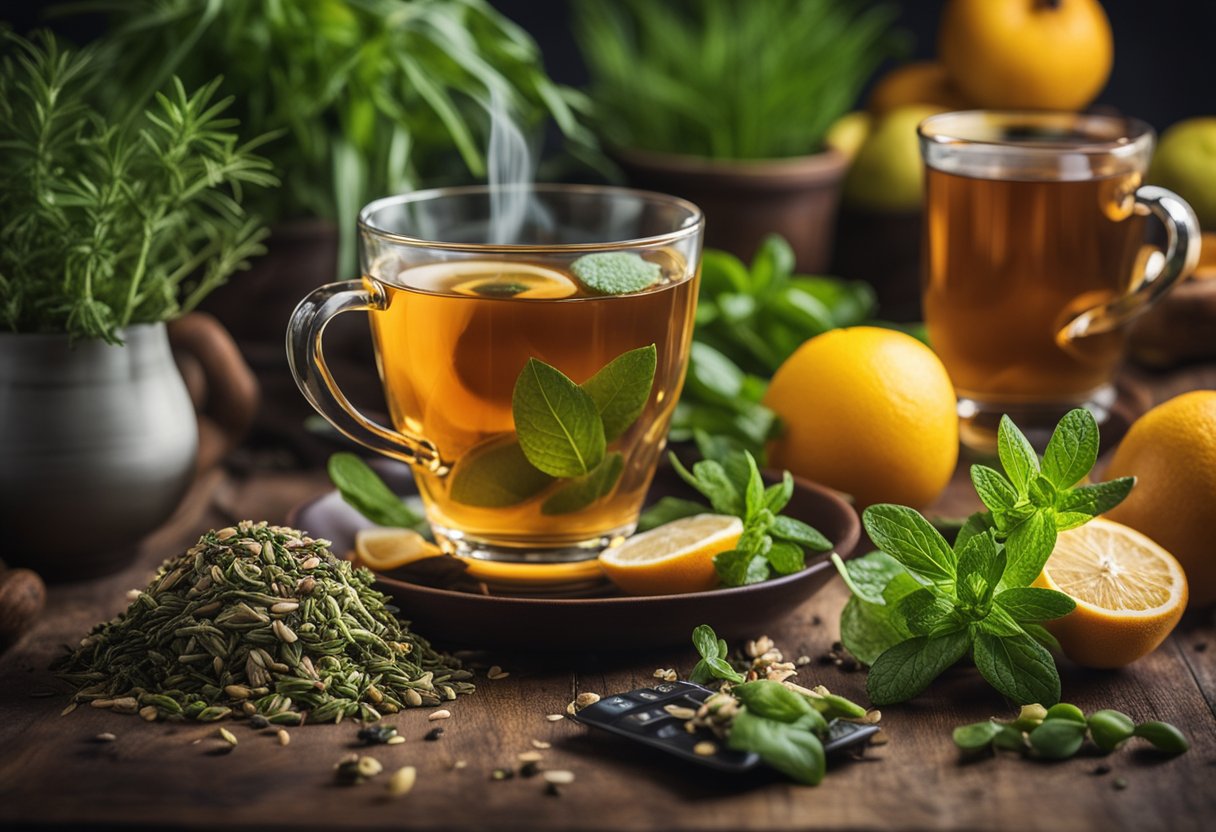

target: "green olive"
[1088,709,1135,752]
[1029,718,1087,760]
[1044,703,1087,725]
[1132,721,1190,755]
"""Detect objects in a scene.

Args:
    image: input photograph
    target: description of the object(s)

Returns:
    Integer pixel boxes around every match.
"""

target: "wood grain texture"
[2,378,1215,832]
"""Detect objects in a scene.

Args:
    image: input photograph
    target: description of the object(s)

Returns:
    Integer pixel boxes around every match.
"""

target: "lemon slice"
[355,528,443,572]
[598,514,743,596]
[1035,518,1188,668]
[399,260,578,299]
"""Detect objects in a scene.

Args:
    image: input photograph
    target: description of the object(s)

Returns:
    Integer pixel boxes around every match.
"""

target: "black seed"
[249,715,270,729]
[831,641,843,652]
[818,654,836,666]
[1195,642,1208,653]
[358,725,398,745]
[1113,777,1128,791]
[520,761,540,778]
[545,782,562,797]
[811,615,822,626]
[841,658,860,673]
[1091,764,1112,776]
[425,727,444,741]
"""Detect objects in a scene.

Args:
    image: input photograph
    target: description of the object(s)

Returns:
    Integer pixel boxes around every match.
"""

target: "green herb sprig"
[836,409,1135,706]
[0,29,276,343]
[953,703,1190,759]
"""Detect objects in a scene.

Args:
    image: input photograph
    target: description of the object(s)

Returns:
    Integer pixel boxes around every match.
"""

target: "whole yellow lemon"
[1105,390,1216,608]
[939,0,1113,111]
[763,327,958,509]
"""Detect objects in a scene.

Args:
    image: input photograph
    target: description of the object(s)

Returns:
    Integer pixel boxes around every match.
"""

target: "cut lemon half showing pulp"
[1034,518,1188,669]
[355,528,443,572]
[598,514,743,596]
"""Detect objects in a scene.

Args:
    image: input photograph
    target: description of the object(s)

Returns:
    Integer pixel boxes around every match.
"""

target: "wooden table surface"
[2,367,1215,832]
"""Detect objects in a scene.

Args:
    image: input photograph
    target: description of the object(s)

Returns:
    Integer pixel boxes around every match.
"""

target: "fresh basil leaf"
[1021,622,1062,653]
[953,720,1003,750]
[763,472,794,514]
[863,504,956,583]
[447,439,553,508]
[765,541,806,575]
[771,515,832,552]
[839,595,909,666]
[714,548,770,587]
[1001,509,1058,589]
[692,624,719,660]
[512,358,606,478]
[955,530,1006,607]
[956,511,996,550]
[706,656,746,683]
[749,233,796,293]
[742,451,765,522]
[832,551,907,605]
[997,414,1040,495]
[866,630,972,705]
[686,341,746,402]
[579,345,657,442]
[699,249,751,295]
[1041,408,1099,490]
[788,276,876,327]
[896,588,961,636]
[970,465,1018,513]
[769,285,833,334]
[570,251,660,295]
[733,680,815,723]
[541,452,623,515]
[972,630,1061,706]
[994,587,1076,622]
[636,497,710,532]
[328,453,425,530]
[728,710,825,786]
[1057,477,1135,516]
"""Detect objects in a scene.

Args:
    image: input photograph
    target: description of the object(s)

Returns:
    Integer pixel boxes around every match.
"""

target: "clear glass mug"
[919,111,1200,450]
[287,185,704,565]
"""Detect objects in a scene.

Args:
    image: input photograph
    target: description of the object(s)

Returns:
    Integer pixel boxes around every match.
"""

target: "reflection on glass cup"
[919,111,1200,449]
[288,185,703,563]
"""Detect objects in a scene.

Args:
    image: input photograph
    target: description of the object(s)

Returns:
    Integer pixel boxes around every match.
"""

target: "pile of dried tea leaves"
[55,522,473,724]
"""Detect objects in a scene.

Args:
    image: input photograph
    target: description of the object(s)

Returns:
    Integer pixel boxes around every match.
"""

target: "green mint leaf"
[448,438,552,508]
[1053,511,1092,531]
[706,656,746,683]
[896,588,962,636]
[866,631,972,705]
[972,630,1061,706]
[978,604,1029,636]
[743,452,766,522]
[669,453,743,516]
[1041,408,1099,489]
[994,587,1075,622]
[692,624,719,660]
[863,504,956,584]
[327,453,425,530]
[717,638,730,659]
[733,680,816,724]
[1001,510,1058,589]
[765,541,806,575]
[714,549,770,587]
[956,511,997,550]
[832,551,908,605]
[541,452,623,515]
[1028,475,1058,507]
[1021,622,1062,653]
[970,465,1018,512]
[839,595,910,666]
[762,472,795,514]
[882,572,924,607]
[570,251,660,295]
[955,530,1006,607]
[1057,477,1135,516]
[512,358,605,478]
[770,515,832,552]
[636,497,710,532]
[728,710,825,786]
[954,720,1003,750]
[689,659,713,685]
[998,414,1040,495]
[580,344,657,442]
[749,233,797,293]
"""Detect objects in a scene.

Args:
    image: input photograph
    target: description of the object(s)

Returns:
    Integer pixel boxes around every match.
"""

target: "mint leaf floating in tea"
[54,522,474,723]
[512,358,606,478]
[571,252,661,295]
[832,409,1134,706]
[328,453,427,532]
[581,344,657,441]
[542,452,625,516]
[448,438,553,508]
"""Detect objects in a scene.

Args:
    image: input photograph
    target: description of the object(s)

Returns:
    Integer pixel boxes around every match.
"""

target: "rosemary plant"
[0,29,276,344]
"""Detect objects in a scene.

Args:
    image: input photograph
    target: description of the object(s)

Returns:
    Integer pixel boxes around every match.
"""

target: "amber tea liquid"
[369,253,697,555]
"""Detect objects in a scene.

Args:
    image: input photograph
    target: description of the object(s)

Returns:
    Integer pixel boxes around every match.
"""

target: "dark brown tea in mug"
[923,166,1145,403]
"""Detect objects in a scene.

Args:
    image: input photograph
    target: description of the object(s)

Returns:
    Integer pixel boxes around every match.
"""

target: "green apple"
[842,105,943,212]
[824,111,872,161]
[1151,117,1216,230]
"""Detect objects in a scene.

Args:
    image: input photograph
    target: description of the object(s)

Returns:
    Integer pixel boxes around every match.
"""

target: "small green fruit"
[1029,719,1087,760]
[1011,703,1048,732]
[1088,709,1135,752]
[842,105,944,213]
[1132,721,1190,755]
[1044,703,1087,725]
[1150,117,1216,230]
[825,111,872,162]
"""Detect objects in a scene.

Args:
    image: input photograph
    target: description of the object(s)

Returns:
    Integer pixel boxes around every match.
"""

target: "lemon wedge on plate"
[598,514,743,596]
[354,528,443,572]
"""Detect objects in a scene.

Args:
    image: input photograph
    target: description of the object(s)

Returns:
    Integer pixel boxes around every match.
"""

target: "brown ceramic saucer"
[288,465,860,651]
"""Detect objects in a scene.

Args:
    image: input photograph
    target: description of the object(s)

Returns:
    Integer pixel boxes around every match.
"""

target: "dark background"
[3,0,1214,131]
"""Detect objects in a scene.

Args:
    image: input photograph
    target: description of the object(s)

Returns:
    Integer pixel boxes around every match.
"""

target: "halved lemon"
[1034,518,1188,669]
[354,528,443,572]
[598,514,743,596]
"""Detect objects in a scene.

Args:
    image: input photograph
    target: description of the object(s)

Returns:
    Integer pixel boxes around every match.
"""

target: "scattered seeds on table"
[425,727,444,741]
[60,703,77,717]
[653,668,677,682]
[487,665,509,680]
[250,715,270,730]
[545,714,565,722]
[95,732,116,742]
[518,750,543,763]
[663,704,696,720]
[139,705,158,722]
[387,735,406,745]
[358,725,399,745]
[531,739,551,750]
[795,655,812,667]
[387,766,417,797]
[491,768,514,781]
[870,730,889,746]
[217,727,238,747]
[693,741,717,756]
[1114,777,1129,791]
[277,729,290,747]
[543,770,574,785]
[1091,764,1111,776]
[90,699,113,709]
[428,709,451,721]
[453,760,468,770]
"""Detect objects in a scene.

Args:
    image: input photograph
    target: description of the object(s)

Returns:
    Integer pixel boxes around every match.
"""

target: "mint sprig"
[835,409,1135,706]
[689,623,746,685]
[664,434,832,587]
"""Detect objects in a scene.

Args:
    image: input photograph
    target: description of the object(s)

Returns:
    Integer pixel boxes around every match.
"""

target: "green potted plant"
[0,30,274,578]
[575,0,897,271]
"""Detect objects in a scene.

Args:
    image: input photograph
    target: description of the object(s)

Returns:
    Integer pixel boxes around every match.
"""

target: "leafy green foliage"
[953,703,1189,759]
[0,29,275,342]
[670,236,877,456]
[689,624,744,684]
[328,453,427,532]
[574,0,898,159]
[836,410,1136,705]
[570,252,660,296]
[668,435,832,587]
[69,0,594,274]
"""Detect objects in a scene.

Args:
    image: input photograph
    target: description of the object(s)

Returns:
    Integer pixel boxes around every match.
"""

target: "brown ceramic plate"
[288,464,860,651]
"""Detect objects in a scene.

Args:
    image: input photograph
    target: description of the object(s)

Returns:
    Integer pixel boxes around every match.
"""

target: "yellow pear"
[1150,118,1216,230]
[842,105,944,213]
[824,111,871,161]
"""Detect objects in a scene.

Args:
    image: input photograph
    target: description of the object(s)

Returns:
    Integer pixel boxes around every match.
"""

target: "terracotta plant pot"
[613,147,849,272]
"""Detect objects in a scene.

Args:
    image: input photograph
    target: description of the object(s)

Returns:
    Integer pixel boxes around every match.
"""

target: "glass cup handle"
[286,280,443,470]
[1060,185,1201,343]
